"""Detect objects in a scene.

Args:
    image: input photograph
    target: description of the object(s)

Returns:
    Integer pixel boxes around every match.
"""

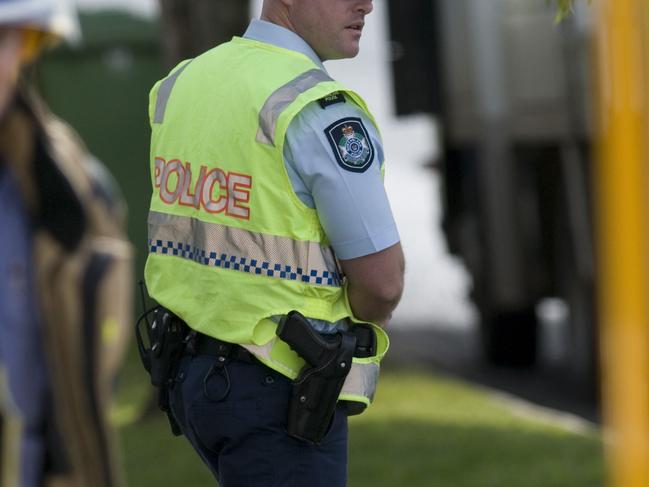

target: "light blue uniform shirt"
[243,20,400,260]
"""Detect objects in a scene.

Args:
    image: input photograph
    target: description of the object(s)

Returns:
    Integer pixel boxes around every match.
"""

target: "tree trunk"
[158,0,250,68]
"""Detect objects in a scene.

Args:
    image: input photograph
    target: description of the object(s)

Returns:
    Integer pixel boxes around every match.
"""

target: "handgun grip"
[277,311,340,366]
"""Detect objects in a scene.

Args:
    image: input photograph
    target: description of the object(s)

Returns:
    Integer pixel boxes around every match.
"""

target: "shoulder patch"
[324,117,374,173]
[318,92,346,109]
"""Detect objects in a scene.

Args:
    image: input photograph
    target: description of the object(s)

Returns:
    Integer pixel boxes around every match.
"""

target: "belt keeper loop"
[216,342,230,365]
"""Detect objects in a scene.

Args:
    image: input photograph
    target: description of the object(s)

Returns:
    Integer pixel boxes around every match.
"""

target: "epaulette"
[318,92,346,109]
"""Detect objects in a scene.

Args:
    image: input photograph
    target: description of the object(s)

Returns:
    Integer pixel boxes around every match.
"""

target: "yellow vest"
[145,37,388,407]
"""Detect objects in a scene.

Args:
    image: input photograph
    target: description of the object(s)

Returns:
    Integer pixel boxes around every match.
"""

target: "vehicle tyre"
[480,306,538,368]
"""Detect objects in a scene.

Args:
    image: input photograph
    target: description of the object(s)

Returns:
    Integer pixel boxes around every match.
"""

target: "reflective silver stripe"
[340,361,380,402]
[148,211,342,286]
[241,340,380,404]
[154,61,192,124]
[242,340,300,377]
[256,69,334,146]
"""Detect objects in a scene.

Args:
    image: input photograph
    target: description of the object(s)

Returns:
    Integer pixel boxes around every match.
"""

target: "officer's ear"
[264,0,294,9]
[262,0,294,18]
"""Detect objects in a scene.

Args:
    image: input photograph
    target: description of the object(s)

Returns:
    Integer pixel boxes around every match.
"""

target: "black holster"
[276,311,376,444]
[135,306,189,435]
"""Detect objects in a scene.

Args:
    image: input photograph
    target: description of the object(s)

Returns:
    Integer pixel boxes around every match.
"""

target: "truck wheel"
[480,306,538,367]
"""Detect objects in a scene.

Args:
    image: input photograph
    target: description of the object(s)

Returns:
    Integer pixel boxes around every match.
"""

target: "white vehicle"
[389,0,596,393]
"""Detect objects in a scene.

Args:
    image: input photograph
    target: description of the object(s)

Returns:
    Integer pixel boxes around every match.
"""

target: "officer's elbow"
[341,244,405,324]
[347,277,403,327]
[369,274,404,310]
[374,245,405,307]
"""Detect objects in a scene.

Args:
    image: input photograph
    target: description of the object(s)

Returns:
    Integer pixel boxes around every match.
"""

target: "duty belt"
[188,332,257,364]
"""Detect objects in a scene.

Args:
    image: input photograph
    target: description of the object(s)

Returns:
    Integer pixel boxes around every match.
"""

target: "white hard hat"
[0,0,80,43]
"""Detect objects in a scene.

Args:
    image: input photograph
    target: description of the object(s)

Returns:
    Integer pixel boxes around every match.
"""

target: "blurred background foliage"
[38,11,162,292]
[553,0,589,21]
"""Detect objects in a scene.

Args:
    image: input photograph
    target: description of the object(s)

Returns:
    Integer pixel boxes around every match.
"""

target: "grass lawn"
[117,357,604,486]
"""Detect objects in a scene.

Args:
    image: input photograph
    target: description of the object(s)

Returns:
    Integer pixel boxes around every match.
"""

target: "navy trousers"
[169,352,349,486]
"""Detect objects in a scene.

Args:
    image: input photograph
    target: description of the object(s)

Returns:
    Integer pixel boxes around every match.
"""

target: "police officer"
[0,1,132,486]
[145,0,404,485]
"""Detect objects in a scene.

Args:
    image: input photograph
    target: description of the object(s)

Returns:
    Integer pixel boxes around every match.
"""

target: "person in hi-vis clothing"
[144,1,404,485]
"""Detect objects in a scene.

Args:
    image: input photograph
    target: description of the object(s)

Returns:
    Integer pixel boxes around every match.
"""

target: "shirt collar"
[243,19,326,71]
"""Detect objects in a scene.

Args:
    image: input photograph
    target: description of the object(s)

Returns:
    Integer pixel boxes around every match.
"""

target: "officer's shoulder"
[292,93,377,142]
[289,94,379,173]
[308,94,377,174]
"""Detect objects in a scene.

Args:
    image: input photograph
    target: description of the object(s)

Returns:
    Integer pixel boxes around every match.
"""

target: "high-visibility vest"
[145,37,389,408]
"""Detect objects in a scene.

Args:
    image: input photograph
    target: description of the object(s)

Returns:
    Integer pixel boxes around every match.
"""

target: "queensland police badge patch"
[324,117,374,173]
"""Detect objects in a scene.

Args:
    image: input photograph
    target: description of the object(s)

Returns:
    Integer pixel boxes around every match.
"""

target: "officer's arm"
[283,98,403,326]
[339,242,405,327]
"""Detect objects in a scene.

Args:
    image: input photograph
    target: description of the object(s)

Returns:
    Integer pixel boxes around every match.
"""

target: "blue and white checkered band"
[324,117,375,173]
[147,211,343,287]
